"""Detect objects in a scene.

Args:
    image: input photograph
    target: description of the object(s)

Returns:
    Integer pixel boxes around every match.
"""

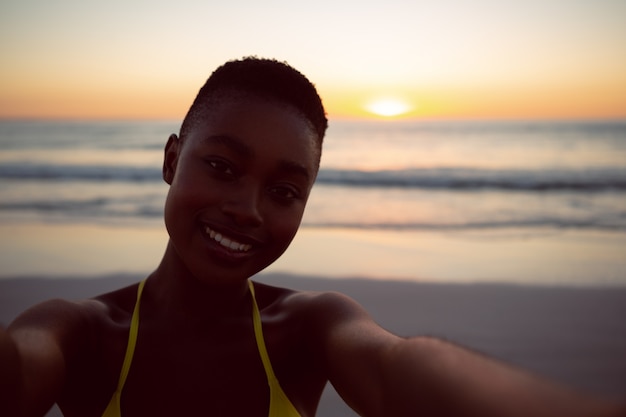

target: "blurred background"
[1,2,626,416]
[1,0,625,285]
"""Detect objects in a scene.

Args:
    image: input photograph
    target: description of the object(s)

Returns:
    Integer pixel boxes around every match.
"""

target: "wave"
[0,198,164,220]
[301,219,626,232]
[2,162,626,191]
[2,197,624,231]
[0,163,161,182]
[318,168,626,191]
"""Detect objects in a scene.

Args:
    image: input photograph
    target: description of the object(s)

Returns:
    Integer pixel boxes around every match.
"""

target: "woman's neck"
[144,245,252,323]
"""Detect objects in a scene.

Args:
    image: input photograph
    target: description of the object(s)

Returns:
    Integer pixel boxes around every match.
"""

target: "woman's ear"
[163,134,181,184]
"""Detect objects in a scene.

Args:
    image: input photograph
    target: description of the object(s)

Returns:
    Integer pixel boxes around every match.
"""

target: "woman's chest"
[117,319,307,416]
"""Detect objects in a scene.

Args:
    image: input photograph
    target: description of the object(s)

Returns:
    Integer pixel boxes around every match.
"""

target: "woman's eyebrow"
[203,134,312,181]
[203,134,253,157]
[277,159,311,182]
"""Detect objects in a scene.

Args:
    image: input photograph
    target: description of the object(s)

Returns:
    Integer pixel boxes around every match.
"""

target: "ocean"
[1,119,625,285]
[3,119,625,417]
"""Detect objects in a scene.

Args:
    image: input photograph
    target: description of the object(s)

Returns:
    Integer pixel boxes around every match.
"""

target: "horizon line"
[1,115,625,123]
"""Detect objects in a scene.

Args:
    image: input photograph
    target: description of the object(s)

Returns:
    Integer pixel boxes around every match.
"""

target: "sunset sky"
[1,0,625,120]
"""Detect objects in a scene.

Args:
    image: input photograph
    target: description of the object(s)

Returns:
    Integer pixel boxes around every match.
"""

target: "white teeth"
[205,227,251,252]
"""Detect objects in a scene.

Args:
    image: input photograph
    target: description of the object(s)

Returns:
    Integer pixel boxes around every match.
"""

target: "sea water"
[1,119,625,284]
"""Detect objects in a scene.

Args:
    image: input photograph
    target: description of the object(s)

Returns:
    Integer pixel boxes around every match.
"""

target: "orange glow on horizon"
[321,82,626,121]
[2,1,625,122]
[1,79,624,121]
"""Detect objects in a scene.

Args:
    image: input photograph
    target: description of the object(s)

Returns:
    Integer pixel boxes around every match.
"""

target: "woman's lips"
[205,226,252,253]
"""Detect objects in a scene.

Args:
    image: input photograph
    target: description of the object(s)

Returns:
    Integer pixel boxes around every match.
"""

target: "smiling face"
[162,95,320,285]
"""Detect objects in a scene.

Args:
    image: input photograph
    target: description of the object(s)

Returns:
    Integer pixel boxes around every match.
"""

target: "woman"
[1,57,624,417]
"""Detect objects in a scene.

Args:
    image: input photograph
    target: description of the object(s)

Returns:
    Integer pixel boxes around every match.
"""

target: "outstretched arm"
[0,324,65,417]
[0,299,89,417]
[313,292,625,417]
[0,326,22,417]
[377,336,624,417]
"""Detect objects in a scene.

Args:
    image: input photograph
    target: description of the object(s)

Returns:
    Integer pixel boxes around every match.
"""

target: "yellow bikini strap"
[248,281,302,417]
[117,279,146,391]
[248,280,278,383]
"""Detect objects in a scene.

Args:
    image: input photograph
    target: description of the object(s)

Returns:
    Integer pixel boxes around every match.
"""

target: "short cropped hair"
[180,57,328,147]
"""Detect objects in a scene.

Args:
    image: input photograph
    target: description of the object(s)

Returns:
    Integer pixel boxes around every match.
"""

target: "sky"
[1,0,625,120]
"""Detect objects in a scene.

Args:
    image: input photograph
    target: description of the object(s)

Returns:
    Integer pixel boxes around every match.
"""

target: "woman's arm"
[0,299,91,417]
[0,326,22,417]
[312,292,626,417]
[378,336,625,417]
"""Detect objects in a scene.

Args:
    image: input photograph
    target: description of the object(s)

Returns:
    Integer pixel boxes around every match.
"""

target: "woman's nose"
[220,184,263,227]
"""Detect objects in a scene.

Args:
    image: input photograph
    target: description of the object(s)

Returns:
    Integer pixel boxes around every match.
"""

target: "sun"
[365,98,412,117]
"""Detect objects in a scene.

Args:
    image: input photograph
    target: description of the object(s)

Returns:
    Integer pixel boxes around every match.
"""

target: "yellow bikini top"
[101,280,302,417]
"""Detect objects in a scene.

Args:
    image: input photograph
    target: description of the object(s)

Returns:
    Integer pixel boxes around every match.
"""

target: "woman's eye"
[207,159,235,176]
[269,185,300,201]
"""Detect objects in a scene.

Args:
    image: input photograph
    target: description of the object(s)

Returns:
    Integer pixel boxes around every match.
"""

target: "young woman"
[1,57,624,417]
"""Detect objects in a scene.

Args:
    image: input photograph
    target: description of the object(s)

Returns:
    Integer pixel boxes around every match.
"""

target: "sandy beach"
[2,273,625,416]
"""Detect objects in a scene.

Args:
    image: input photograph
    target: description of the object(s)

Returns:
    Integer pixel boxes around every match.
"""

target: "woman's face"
[162,96,320,284]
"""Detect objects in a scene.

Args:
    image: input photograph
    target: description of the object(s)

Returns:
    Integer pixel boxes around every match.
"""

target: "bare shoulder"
[252,282,403,415]
[251,281,371,322]
[7,282,144,373]
[251,281,394,348]
[4,282,143,417]
[9,282,139,335]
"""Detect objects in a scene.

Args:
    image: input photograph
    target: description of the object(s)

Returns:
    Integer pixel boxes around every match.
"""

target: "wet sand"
[2,273,625,416]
